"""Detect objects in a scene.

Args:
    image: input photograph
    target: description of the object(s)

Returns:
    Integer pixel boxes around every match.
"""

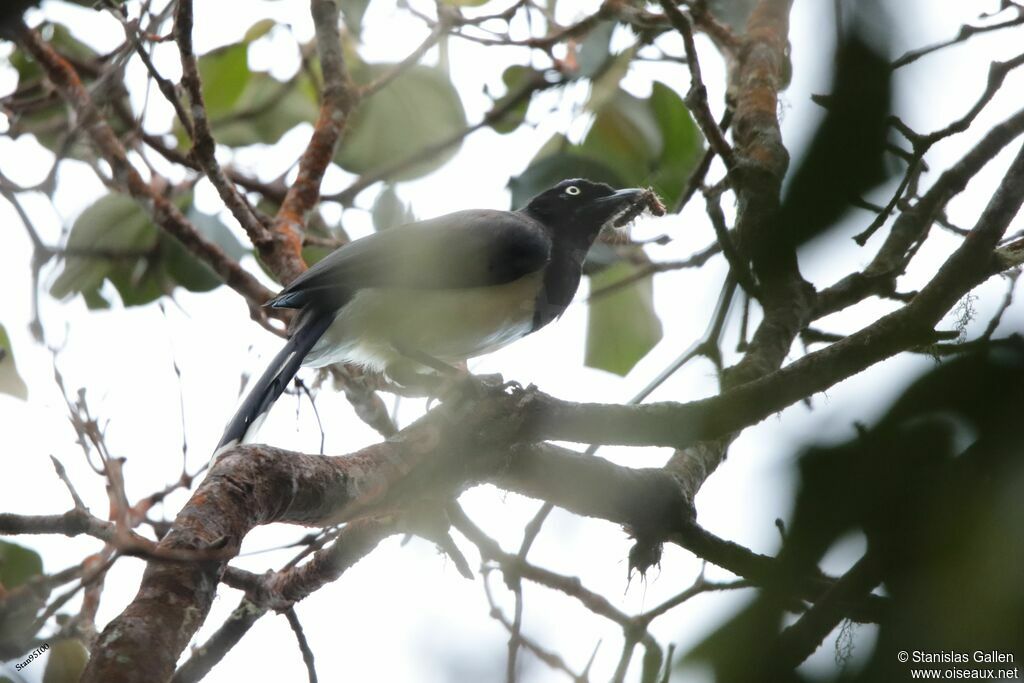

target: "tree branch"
[270,0,358,284]
[174,0,276,272]
[11,21,278,320]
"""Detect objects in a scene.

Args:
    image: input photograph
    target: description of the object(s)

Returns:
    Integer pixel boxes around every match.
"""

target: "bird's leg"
[388,343,519,400]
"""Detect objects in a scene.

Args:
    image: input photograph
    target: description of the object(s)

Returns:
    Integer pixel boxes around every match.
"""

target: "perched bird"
[216,178,660,453]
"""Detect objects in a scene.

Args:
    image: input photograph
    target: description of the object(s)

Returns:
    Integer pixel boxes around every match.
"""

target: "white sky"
[1,1,1023,681]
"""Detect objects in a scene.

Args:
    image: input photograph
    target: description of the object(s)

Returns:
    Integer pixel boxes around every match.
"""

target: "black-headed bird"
[217,178,660,453]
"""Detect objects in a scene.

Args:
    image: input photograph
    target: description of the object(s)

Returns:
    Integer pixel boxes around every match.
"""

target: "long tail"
[215,309,336,456]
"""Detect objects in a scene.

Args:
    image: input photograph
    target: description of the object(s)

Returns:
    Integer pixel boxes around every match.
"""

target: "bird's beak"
[593,188,648,229]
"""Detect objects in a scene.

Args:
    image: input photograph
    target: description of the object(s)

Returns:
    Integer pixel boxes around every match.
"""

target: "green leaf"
[585,261,663,376]
[42,639,89,683]
[107,258,169,307]
[515,82,702,210]
[577,20,616,78]
[508,151,625,209]
[0,325,28,401]
[243,19,276,43]
[50,194,158,300]
[211,72,320,147]
[371,184,415,231]
[49,193,240,305]
[301,244,334,268]
[197,42,252,118]
[336,64,467,181]
[579,88,662,186]
[489,65,540,135]
[82,288,111,310]
[0,541,43,591]
[174,26,314,148]
[0,545,46,658]
[9,24,130,158]
[647,81,703,208]
[585,49,633,113]
[163,208,245,292]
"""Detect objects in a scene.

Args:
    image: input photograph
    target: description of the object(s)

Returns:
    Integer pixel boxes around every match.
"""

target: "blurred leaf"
[49,193,240,305]
[50,194,158,300]
[10,23,95,85]
[647,81,704,208]
[509,152,625,209]
[212,72,319,146]
[196,42,251,118]
[577,20,616,78]
[585,49,634,113]
[440,0,490,5]
[489,65,540,135]
[0,541,42,591]
[243,18,275,42]
[8,24,130,158]
[680,338,1024,682]
[336,64,467,181]
[580,88,662,186]
[82,288,111,310]
[0,325,28,401]
[107,258,168,307]
[42,639,89,683]
[585,260,663,375]
[778,29,892,247]
[301,244,334,268]
[175,28,317,148]
[512,82,702,208]
[198,17,285,116]
[249,73,317,145]
[163,208,245,292]
[371,184,415,231]
[681,597,790,683]
[0,536,45,660]
[340,0,372,37]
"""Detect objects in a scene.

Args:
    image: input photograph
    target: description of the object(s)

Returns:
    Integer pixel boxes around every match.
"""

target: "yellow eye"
[565,186,581,196]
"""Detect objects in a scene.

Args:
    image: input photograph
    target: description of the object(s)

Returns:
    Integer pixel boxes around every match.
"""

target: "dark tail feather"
[215,310,335,455]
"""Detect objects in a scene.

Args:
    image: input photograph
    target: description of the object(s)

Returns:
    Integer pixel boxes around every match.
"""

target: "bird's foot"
[432,371,521,406]
[460,372,523,396]
[384,350,523,403]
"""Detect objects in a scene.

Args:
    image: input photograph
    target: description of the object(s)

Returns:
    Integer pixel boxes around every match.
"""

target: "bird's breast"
[304,270,546,370]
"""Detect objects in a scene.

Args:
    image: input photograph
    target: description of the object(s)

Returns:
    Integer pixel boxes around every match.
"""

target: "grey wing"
[269,210,551,310]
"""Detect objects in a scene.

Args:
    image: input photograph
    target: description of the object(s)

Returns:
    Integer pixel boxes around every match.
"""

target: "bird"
[215,178,660,454]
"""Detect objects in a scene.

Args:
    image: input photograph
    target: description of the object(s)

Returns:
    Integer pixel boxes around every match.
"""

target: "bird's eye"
[565,186,581,196]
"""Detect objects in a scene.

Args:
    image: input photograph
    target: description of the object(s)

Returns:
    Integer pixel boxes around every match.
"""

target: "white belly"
[304,271,542,371]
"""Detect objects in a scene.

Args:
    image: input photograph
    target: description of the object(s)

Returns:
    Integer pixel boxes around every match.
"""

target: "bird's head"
[521,179,656,244]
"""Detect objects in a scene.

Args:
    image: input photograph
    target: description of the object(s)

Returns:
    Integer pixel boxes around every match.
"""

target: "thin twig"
[892,7,1024,69]
[284,608,319,683]
[49,455,86,510]
[659,1,736,172]
[174,0,280,276]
